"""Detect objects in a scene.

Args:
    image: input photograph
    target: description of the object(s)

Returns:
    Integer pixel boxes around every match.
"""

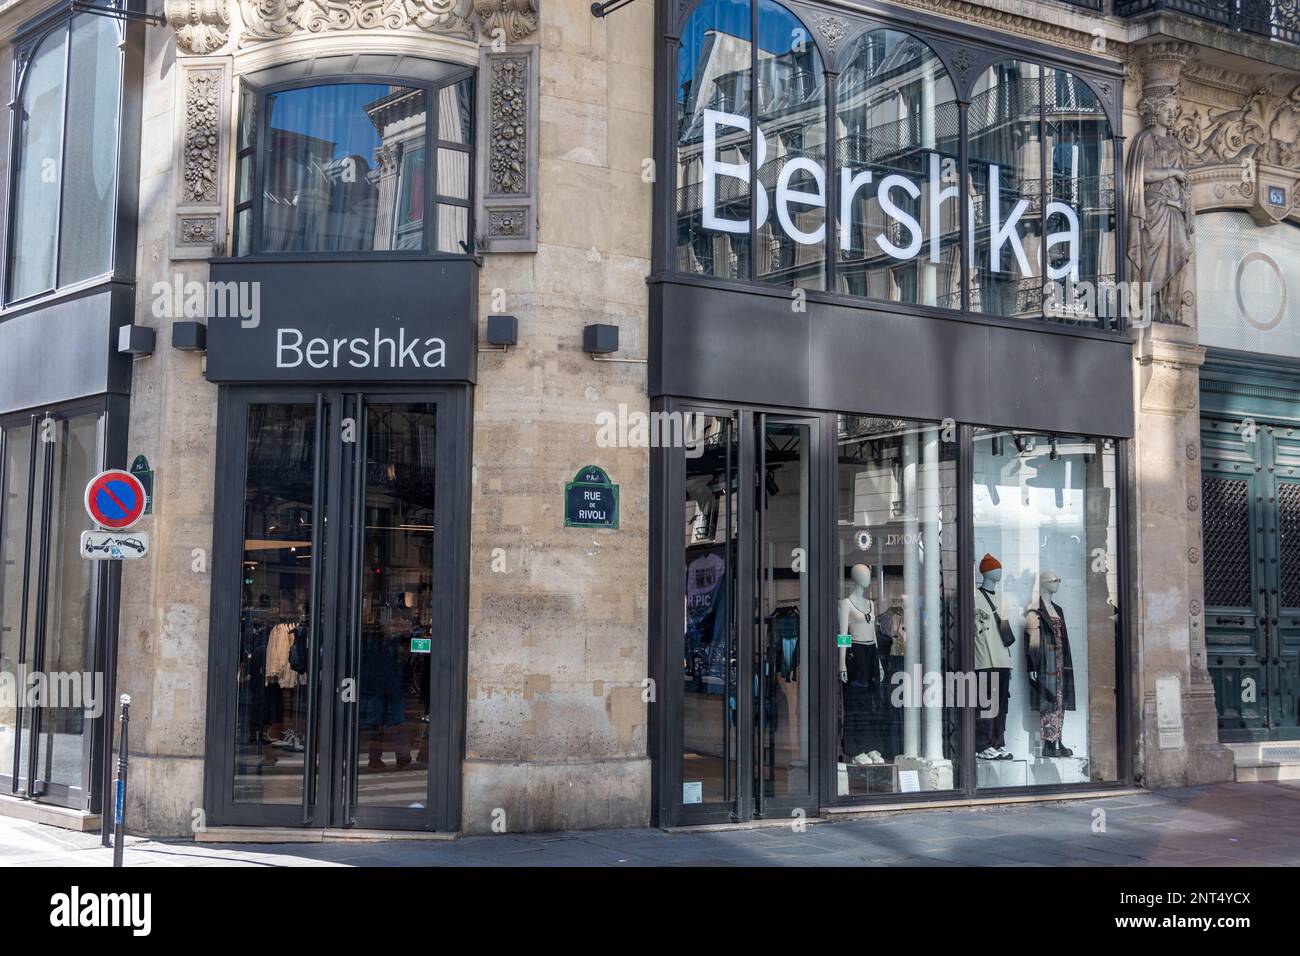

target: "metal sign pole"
[112,694,130,868]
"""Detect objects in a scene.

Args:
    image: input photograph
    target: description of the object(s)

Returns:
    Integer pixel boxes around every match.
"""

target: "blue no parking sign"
[84,470,147,531]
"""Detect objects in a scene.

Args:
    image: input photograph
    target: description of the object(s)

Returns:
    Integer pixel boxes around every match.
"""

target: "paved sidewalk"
[2,781,1298,867]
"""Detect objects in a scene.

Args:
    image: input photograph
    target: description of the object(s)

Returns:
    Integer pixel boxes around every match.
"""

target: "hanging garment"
[768,606,800,682]
[685,549,728,693]
[1026,599,1076,714]
[288,625,310,674]
[264,623,301,689]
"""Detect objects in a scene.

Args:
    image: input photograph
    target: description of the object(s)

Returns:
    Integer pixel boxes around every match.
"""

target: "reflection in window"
[260,84,428,253]
[968,61,1044,317]
[1043,68,1116,326]
[972,429,1120,786]
[9,14,121,302]
[671,4,1119,323]
[0,424,35,784]
[837,31,959,305]
[836,417,957,795]
[681,416,739,806]
[0,412,102,794]
[755,0,825,289]
[248,76,473,256]
[675,0,753,279]
[39,415,99,788]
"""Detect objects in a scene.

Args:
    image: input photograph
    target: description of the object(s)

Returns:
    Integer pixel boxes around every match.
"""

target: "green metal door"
[1201,418,1300,742]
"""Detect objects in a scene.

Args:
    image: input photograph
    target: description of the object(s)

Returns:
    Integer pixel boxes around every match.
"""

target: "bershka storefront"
[648,0,1136,825]
[198,62,476,833]
[203,258,473,834]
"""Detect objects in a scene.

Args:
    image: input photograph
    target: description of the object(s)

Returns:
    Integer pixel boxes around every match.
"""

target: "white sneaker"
[977,747,998,760]
[867,751,884,764]
[996,747,1014,760]
[852,752,872,766]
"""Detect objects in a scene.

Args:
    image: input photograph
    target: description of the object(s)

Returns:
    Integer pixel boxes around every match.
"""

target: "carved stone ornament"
[180,216,219,245]
[1126,43,1196,326]
[1181,81,1300,172]
[487,208,527,237]
[477,44,537,252]
[184,71,223,206]
[239,0,475,42]
[165,0,231,54]
[488,55,529,196]
[472,0,538,44]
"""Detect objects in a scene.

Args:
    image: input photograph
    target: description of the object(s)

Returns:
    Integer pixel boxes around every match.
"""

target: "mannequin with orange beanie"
[975,553,1014,760]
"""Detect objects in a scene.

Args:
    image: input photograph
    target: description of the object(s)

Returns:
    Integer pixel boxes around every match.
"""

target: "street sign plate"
[85,469,147,530]
[80,530,149,560]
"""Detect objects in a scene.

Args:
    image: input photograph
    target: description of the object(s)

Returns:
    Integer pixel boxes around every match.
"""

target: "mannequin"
[974,554,1014,760]
[1025,571,1076,757]
[839,564,883,765]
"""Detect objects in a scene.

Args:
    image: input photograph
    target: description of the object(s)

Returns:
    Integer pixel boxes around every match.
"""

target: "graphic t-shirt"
[685,550,727,693]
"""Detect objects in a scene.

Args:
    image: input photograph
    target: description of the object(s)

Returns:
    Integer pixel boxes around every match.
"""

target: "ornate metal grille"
[1278,482,1300,607]
[1202,475,1252,608]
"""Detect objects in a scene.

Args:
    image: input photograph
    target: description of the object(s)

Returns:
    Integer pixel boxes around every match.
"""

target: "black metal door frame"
[653,399,824,826]
[0,396,122,812]
[204,385,469,832]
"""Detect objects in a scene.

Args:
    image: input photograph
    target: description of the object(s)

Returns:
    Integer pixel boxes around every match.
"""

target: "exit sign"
[410,637,431,654]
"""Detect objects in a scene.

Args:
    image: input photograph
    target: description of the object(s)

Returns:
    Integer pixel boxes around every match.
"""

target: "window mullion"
[427,83,438,254]
[51,19,74,291]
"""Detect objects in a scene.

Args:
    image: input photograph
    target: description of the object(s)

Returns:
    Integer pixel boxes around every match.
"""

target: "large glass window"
[968,62,1044,318]
[0,409,104,800]
[37,414,98,788]
[240,74,473,256]
[0,424,35,783]
[1196,211,1300,357]
[836,417,958,795]
[675,0,753,279]
[671,3,1118,323]
[836,32,959,306]
[1043,68,1116,324]
[971,429,1121,786]
[754,1,825,290]
[8,12,121,302]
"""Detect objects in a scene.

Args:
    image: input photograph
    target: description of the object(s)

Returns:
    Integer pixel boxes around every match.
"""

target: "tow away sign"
[80,530,149,560]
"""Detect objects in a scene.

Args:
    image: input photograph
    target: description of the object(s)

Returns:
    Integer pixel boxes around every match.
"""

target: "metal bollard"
[112,694,130,868]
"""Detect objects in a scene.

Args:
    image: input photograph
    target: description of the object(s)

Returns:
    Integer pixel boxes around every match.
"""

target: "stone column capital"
[165,0,231,55]
[473,0,539,43]
[1129,40,1196,91]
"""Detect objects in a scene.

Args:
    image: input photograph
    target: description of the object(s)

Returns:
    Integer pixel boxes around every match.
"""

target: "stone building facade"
[0,0,1295,840]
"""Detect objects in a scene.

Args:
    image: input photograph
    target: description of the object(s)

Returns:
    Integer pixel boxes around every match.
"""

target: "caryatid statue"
[1126,82,1196,325]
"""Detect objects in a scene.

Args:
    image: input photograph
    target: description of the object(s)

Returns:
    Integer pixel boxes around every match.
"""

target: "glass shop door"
[671,407,819,825]
[209,389,455,830]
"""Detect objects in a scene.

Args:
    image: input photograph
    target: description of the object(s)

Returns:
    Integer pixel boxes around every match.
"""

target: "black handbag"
[981,590,1015,648]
